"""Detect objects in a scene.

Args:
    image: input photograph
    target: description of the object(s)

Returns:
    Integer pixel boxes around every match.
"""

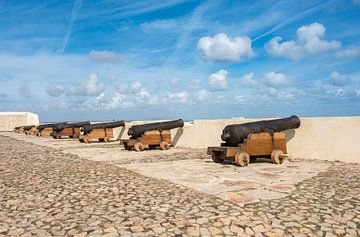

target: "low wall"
[0,112,39,131]
[116,117,360,163]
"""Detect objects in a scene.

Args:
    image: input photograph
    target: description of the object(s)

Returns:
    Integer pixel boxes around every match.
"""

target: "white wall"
[0,112,39,131]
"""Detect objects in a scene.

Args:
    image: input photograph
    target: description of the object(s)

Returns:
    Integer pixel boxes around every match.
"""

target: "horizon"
[0,0,359,121]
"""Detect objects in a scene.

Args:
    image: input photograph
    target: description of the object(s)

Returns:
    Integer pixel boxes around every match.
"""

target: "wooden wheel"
[72,134,79,139]
[271,149,284,164]
[212,152,224,163]
[123,142,131,150]
[134,142,144,152]
[104,138,110,143]
[235,151,250,167]
[159,141,170,150]
[84,138,92,143]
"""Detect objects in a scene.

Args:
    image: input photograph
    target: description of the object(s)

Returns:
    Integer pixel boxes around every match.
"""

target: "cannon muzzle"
[221,115,301,146]
[128,119,184,139]
[82,121,125,134]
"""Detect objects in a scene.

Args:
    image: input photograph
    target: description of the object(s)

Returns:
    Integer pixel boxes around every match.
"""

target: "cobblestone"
[0,135,359,236]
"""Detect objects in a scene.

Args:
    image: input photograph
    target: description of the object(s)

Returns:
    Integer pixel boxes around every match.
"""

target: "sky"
[0,0,359,122]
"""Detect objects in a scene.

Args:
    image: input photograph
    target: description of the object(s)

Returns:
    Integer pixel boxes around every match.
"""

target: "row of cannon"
[14,116,301,165]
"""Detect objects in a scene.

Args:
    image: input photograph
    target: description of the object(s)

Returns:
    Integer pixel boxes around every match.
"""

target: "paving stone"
[0,135,360,237]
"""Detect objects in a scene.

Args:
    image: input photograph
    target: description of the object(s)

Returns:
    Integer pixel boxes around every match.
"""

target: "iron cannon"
[82,121,125,134]
[128,119,184,139]
[221,115,301,146]
[37,122,68,131]
[54,121,90,132]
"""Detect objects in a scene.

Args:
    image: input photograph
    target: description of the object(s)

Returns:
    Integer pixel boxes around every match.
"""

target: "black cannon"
[38,122,68,131]
[54,121,90,133]
[79,120,125,143]
[52,121,91,139]
[128,119,184,139]
[221,115,301,146]
[23,125,35,130]
[82,121,125,134]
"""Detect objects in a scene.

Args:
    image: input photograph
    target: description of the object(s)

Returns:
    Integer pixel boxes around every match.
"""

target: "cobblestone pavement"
[0,136,359,237]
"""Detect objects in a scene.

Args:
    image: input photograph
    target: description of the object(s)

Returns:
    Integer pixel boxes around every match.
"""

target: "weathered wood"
[207,132,287,166]
[120,130,172,152]
[78,128,115,143]
[52,127,82,139]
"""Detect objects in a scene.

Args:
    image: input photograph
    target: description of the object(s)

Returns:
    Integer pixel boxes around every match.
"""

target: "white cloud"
[239,73,257,87]
[197,89,209,101]
[17,85,33,98]
[209,69,228,91]
[328,71,352,86]
[197,33,254,62]
[130,81,142,92]
[235,95,246,104]
[89,50,119,64]
[264,72,291,88]
[355,89,360,96]
[336,46,360,59]
[265,23,341,60]
[106,91,134,109]
[167,91,189,103]
[46,84,65,97]
[76,73,105,96]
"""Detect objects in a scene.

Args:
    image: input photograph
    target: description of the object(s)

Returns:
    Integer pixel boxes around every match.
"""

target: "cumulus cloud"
[46,84,65,97]
[328,71,352,86]
[76,73,105,96]
[17,85,33,98]
[197,33,254,62]
[209,69,228,91]
[106,91,134,109]
[264,72,291,88]
[130,81,142,93]
[89,50,119,64]
[197,89,209,101]
[336,46,360,59]
[167,91,189,103]
[265,23,341,60]
[239,73,257,87]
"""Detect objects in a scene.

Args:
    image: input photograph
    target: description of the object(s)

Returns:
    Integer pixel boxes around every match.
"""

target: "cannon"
[207,115,301,167]
[14,126,25,133]
[23,125,38,135]
[36,122,68,136]
[79,121,125,143]
[52,121,90,139]
[121,119,184,151]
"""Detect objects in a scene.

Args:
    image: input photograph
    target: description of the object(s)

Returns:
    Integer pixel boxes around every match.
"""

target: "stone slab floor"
[0,135,360,236]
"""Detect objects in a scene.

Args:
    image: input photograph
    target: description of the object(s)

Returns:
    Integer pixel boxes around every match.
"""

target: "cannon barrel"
[54,121,91,132]
[128,119,184,139]
[221,115,301,146]
[14,126,24,130]
[82,121,125,134]
[37,122,68,131]
[23,125,36,130]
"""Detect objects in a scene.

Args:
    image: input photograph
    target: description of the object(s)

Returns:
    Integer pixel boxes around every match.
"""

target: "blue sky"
[0,0,359,121]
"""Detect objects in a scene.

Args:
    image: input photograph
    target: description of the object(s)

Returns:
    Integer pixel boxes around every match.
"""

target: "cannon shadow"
[172,128,184,146]
[285,129,296,143]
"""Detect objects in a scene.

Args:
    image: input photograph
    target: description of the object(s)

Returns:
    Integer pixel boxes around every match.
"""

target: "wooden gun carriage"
[207,132,287,167]
[79,121,125,143]
[120,119,183,152]
[52,121,90,139]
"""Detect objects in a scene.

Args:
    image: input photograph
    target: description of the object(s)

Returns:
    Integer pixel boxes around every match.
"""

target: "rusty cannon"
[121,119,184,151]
[79,121,125,143]
[36,122,68,136]
[52,121,91,139]
[208,115,301,167]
